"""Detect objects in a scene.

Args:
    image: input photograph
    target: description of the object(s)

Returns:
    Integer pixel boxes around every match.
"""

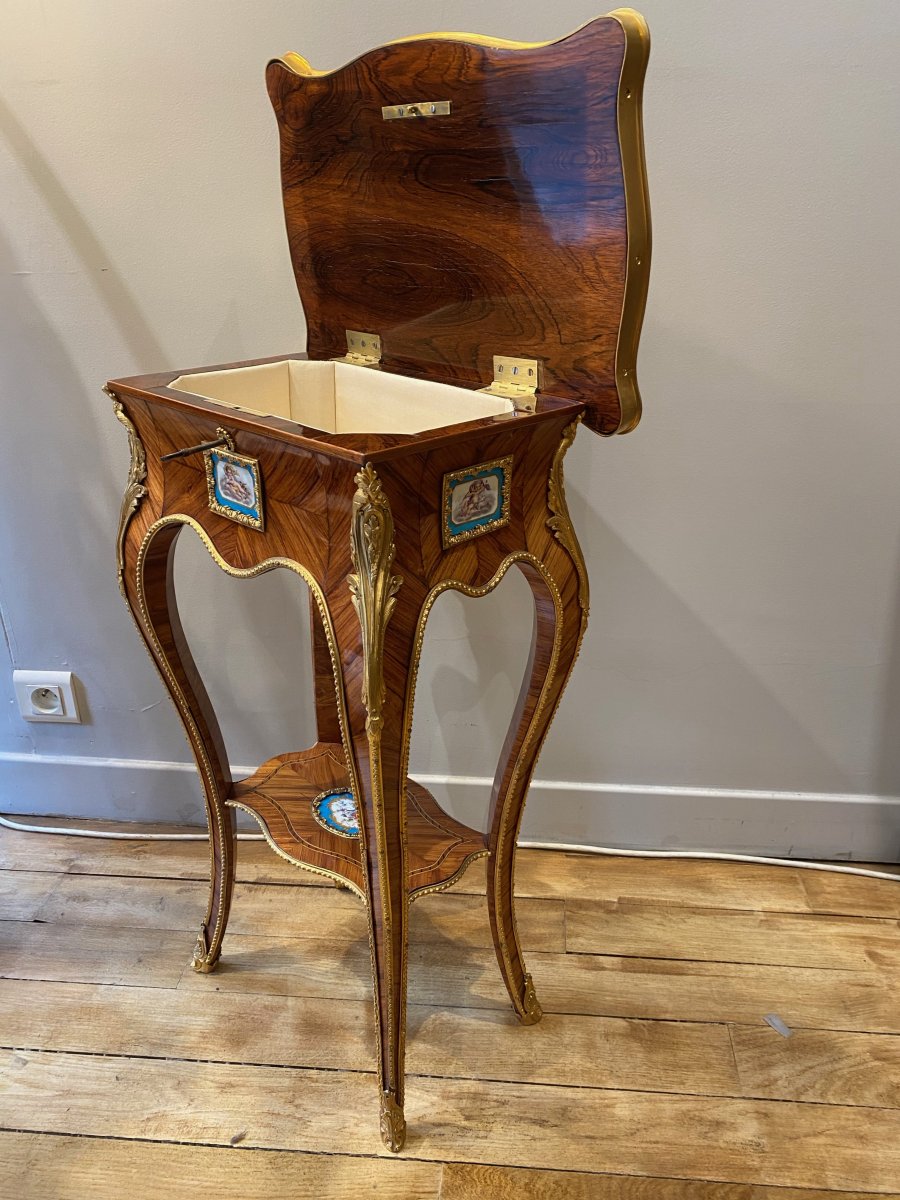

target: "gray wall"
[2,1,899,858]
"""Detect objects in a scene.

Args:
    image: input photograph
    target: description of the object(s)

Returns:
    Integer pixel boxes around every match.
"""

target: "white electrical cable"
[1,812,897,881]
[517,840,900,881]
[0,812,262,841]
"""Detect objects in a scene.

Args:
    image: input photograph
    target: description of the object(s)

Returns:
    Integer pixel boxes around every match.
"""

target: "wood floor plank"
[405,1004,741,1096]
[799,870,900,921]
[31,873,295,933]
[83,837,314,886]
[5,825,896,916]
[0,829,79,873]
[730,1025,900,1108]
[0,827,334,884]
[522,953,899,1034]
[461,854,812,913]
[177,932,377,1000]
[2,1050,898,1191]
[0,921,189,988]
[0,978,372,1071]
[0,977,741,1096]
[73,837,316,886]
[0,870,63,921]
[0,1131,440,1200]
[441,1162,898,1199]
[565,899,900,970]
[175,934,900,1034]
[33,874,566,951]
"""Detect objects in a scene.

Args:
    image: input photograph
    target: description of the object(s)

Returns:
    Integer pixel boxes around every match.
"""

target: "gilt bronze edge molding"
[106,387,148,597]
[610,6,651,435]
[347,463,406,1133]
[547,417,590,616]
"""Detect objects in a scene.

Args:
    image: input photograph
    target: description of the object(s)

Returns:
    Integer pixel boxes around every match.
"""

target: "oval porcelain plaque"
[311,788,359,838]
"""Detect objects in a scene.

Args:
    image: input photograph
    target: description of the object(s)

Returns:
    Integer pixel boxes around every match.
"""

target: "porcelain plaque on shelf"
[312,788,360,838]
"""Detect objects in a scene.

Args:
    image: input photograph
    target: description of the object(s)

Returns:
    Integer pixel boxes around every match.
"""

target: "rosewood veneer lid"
[266,9,651,436]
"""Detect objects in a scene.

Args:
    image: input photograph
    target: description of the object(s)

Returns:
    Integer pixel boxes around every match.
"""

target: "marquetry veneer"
[106,9,651,1153]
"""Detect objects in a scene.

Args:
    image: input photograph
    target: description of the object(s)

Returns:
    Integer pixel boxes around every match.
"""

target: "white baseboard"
[0,751,213,828]
[1,751,898,861]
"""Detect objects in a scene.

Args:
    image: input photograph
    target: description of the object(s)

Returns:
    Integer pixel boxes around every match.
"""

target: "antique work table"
[106,10,650,1152]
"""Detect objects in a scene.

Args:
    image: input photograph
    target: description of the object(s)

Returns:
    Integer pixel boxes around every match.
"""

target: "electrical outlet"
[13,670,82,723]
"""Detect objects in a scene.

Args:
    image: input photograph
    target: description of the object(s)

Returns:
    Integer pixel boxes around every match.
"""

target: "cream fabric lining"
[169,359,514,435]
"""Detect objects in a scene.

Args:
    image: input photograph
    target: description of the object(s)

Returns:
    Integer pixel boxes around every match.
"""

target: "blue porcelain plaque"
[204,446,265,530]
[312,788,359,838]
[442,455,512,547]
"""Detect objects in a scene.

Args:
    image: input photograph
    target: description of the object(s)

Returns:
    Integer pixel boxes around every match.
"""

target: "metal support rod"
[160,437,229,462]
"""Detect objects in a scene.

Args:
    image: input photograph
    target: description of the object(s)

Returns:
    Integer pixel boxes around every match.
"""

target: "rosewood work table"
[106,10,650,1152]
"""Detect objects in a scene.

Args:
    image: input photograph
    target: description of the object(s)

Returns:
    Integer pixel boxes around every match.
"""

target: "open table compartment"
[171,359,514,436]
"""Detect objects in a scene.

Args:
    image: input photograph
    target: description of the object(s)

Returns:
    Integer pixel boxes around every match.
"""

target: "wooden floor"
[1,828,899,1198]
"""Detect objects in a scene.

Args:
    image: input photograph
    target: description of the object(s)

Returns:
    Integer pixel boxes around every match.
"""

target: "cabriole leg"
[121,518,236,973]
[349,699,414,1154]
[487,444,589,1022]
[334,464,424,1153]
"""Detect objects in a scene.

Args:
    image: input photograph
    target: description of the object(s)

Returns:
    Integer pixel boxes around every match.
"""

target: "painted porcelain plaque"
[442,455,512,547]
[204,447,265,530]
[312,788,359,838]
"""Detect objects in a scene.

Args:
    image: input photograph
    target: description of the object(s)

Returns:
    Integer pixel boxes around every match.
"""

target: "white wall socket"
[13,670,82,723]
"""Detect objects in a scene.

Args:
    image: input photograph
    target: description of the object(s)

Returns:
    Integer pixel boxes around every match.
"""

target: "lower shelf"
[227,743,488,900]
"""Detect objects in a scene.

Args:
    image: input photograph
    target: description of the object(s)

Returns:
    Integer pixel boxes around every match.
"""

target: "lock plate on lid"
[381,100,451,120]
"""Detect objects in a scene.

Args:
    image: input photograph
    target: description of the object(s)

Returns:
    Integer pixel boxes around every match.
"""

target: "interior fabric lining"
[169,359,513,435]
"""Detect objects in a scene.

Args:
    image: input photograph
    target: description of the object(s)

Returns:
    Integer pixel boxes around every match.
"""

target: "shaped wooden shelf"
[228,743,488,899]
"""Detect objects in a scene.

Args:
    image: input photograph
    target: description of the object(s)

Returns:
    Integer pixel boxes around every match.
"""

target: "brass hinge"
[478,356,540,412]
[334,330,382,367]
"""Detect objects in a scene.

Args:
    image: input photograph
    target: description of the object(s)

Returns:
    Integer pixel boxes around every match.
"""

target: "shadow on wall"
[173,530,318,771]
[574,515,897,858]
[410,440,900,851]
[0,90,169,624]
[0,94,166,369]
[409,575,533,835]
[0,182,318,798]
[0,95,176,771]
[0,218,109,737]
[0,92,322,796]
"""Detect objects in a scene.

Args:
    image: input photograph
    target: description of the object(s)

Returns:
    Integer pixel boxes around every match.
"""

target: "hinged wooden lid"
[266,9,650,436]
